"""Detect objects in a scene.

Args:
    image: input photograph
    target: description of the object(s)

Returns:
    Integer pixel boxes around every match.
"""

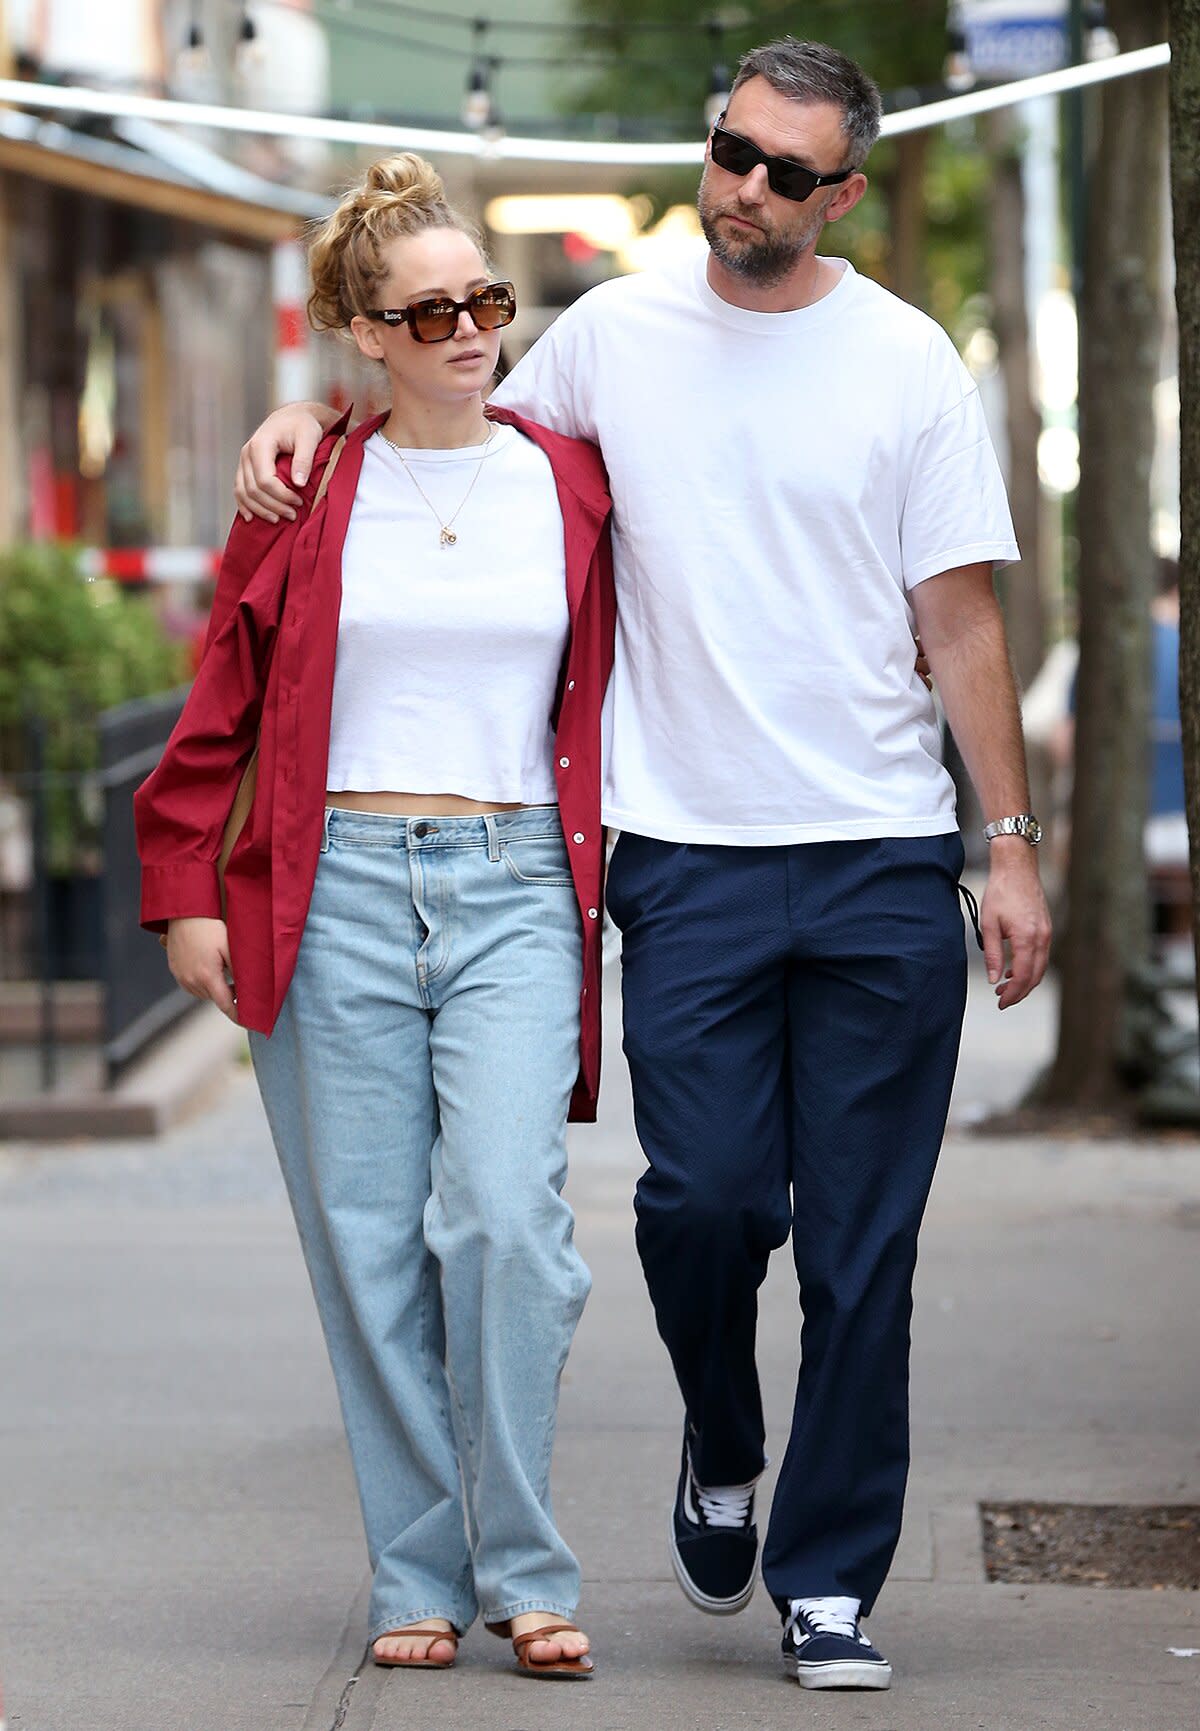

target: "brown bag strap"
[218,747,259,896]
[311,434,346,510]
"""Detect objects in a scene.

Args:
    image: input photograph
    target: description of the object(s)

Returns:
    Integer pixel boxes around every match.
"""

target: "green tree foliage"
[834,127,990,334]
[567,0,951,138]
[0,545,187,871]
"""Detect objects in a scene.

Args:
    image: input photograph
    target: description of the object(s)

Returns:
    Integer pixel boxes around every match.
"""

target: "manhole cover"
[981,1502,1200,1589]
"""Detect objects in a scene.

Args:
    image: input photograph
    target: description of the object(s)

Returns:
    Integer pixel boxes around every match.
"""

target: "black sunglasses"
[363,280,517,344]
[709,114,854,204]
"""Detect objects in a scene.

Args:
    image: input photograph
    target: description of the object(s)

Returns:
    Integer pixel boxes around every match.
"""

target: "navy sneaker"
[781,1598,892,1689]
[668,1431,759,1614]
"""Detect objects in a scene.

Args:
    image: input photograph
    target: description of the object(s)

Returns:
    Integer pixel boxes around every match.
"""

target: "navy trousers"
[605,832,968,1615]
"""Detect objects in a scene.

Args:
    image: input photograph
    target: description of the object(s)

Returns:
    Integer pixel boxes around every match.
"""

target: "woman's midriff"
[325,790,549,817]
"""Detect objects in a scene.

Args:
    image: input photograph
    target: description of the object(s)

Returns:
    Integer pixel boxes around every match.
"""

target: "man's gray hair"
[730,38,883,170]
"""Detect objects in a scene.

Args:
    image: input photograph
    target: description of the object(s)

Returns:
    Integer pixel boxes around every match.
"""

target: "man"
[234,38,1051,1690]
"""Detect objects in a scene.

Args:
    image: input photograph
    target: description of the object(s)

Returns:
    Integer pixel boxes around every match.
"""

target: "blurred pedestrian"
[1028,557,1189,945]
[232,38,1051,1690]
[136,154,616,1679]
[1145,559,1190,935]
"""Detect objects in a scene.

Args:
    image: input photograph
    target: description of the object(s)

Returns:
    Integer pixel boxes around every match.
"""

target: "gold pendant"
[440,527,457,547]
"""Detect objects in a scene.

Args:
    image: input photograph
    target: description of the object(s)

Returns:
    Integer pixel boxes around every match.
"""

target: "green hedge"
[0,544,188,872]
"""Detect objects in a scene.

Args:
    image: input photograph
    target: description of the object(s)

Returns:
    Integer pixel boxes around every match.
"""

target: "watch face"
[1024,817,1043,845]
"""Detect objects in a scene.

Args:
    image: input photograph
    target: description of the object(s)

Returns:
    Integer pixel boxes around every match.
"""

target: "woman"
[135,155,615,1679]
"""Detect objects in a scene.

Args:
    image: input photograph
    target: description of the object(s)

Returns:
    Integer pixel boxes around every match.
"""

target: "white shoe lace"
[787,1596,861,1640]
[693,1480,755,1529]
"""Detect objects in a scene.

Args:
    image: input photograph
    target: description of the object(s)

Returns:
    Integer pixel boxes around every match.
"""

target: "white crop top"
[326,423,569,803]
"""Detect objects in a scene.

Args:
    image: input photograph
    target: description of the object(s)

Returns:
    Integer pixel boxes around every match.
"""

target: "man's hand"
[234,401,338,523]
[166,917,238,1021]
[915,634,932,691]
[979,841,1052,1009]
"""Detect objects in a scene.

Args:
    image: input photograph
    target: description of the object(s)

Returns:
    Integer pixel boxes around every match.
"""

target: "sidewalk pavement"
[2,957,1199,1731]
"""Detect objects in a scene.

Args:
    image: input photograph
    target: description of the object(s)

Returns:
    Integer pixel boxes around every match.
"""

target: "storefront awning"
[0,107,326,242]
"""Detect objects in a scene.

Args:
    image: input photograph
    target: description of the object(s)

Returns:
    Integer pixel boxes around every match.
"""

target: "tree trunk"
[1172,1,1200,988]
[985,108,1045,690]
[884,130,929,308]
[1043,0,1168,1108]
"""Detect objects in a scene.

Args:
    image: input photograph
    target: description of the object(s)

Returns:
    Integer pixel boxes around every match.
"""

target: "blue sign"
[958,2,1071,78]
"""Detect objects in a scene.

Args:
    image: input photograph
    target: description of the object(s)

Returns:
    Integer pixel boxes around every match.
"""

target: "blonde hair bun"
[361,153,446,208]
[306,153,487,334]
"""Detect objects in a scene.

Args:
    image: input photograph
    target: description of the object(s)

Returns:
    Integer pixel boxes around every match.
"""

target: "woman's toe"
[373,1627,455,1664]
[531,1630,590,1663]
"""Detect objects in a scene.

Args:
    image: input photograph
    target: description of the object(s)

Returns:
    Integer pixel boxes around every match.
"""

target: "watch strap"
[983,814,1042,845]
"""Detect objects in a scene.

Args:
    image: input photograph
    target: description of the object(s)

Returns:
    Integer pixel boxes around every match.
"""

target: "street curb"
[932,1503,989,1585]
[0,1002,246,1139]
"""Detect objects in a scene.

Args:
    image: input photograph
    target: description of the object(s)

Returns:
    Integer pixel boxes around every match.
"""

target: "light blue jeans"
[249,805,589,1641]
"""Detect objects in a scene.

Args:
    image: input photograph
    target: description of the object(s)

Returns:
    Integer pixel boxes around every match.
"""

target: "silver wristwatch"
[983,814,1043,846]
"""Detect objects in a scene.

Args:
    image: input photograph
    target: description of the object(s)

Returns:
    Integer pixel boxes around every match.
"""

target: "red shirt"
[135,407,616,1121]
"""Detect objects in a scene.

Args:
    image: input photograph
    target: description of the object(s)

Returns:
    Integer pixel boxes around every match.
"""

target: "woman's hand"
[165,918,238,1021]
[234,402,338,523]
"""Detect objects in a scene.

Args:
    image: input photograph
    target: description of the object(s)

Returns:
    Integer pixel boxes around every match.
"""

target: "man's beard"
[698,177,828,288]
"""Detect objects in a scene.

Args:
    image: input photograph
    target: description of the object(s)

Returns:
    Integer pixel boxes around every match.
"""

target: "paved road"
[2,961,1199,1729]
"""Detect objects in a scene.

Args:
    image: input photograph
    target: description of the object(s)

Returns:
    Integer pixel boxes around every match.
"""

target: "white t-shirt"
[493,246,1019,845]
[326,424,569,804]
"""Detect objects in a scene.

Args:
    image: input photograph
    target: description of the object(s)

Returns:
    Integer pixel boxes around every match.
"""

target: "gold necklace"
[378,423,496,547]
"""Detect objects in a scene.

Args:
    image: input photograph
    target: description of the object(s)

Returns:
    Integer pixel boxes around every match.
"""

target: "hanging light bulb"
[236,5,265,72]
[462,64,493,131]
[704,22,730,131]
[943,2,974,93]
[480,97,507,152]
[179,3,207,74]
[1083,0,1119,59]
[462,20,495,130]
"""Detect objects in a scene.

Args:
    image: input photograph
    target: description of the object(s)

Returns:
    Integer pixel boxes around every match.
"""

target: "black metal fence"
[8,688,191,1090]
[98,692,192,1079]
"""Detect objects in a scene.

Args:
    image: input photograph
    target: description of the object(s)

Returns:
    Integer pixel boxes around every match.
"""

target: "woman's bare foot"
[372,1619,457,1667]
[507,1610,590,1666]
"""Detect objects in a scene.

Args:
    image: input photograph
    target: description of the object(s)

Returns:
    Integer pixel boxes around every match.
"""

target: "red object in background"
[53,473,79,537]
[104,548,158,583]
[562,231,599,264]
[275,305,306,351]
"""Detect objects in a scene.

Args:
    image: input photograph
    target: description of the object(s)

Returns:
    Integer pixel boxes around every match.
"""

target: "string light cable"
[125,2,976,134]
[265,0,983,131]
[0,41,1170,166]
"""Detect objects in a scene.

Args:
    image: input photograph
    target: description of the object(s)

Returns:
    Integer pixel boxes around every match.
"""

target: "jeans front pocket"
[501,835,574,887]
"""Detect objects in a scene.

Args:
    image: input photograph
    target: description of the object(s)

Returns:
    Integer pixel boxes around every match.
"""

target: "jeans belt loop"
[320,805,332,853]
[484,812,501,862]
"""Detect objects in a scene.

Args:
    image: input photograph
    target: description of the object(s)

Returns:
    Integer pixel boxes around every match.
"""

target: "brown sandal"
[493,1618,594,1680]
[371,1625,459,1669]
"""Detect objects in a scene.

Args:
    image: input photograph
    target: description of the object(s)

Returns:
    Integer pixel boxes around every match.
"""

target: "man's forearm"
[913,564,1051,1003]
[931,615,1030,823]
[297,399,342,433]
[913,569,1031,827]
